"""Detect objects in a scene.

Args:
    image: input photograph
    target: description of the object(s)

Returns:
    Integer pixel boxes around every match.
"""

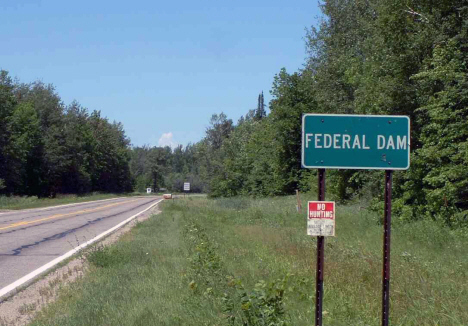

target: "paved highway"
[0,196,162,295]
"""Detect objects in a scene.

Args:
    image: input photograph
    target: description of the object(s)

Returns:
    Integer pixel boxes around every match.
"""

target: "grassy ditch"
[31,196,468,325]
[0,192,157,211]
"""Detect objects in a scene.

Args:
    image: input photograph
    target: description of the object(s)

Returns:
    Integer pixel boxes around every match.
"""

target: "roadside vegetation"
[31,197,468,325]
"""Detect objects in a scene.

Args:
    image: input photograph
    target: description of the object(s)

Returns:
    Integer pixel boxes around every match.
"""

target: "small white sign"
[183,182,190,191]
[307,201,335,237]
[146,188,152,194]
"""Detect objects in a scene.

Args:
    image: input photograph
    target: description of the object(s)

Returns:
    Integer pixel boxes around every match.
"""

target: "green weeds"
[183,220,289,325]
[31,196,468,325]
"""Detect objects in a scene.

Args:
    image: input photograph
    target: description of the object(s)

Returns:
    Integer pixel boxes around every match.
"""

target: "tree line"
[0,69,210,197]
[0,71,133,197]
[129,144,205,193]
[188,0,468,227]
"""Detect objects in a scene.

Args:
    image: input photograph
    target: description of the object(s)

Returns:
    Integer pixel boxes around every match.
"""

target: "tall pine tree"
[254,91,266,121]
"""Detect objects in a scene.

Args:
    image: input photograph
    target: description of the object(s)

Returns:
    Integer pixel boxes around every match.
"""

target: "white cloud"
[158,132,177,148]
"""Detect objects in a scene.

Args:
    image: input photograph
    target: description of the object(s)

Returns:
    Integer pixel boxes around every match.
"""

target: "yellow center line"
[0,198,141,231]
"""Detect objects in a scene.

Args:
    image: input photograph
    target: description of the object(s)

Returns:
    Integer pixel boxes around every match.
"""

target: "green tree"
[0,70,16,194]
[410,37,468,226]
[88,111,133,193]
[5,102,41,194]
[254,91,266,121]
[60,101,93,194]
[19,81,67,197]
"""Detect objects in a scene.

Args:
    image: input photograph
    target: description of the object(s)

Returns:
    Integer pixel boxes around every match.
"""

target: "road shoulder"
[0,205,161,326]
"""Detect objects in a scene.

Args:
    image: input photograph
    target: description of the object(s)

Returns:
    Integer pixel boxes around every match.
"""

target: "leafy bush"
[223,277,289,326]
[183,218,291,325]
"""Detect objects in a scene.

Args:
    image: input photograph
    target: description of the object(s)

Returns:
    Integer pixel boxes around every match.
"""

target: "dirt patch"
[0,206,161,326]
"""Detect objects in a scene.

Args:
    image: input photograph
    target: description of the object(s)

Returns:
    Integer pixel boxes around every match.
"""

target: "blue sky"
[0,0,321,148]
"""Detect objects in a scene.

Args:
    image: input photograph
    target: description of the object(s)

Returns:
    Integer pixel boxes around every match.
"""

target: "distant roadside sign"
[146,188,152,194]
[307,201,335,237]
[183,182,190,191]
[302,114,410,170]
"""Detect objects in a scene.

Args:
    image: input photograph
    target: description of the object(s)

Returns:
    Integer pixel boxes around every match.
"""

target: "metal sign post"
[315,168,326,326]
[382,170,393,326]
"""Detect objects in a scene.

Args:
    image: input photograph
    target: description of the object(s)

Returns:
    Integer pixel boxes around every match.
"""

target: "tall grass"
[31,196,468,325]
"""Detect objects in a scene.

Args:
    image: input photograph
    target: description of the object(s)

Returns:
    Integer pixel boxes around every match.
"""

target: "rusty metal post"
[315,168,326,326]
[382,170,393,326]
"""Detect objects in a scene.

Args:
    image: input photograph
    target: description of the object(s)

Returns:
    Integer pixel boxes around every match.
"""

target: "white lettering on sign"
[343,134,351,149]
[352,135,361,149]
[363,135,370,149]
[309,210,334,218]
[377,135,407,150]
[324,134,332,148]
[397,136,407,150]
[333,134,341,149]
[305,133,407,151]
[306,134,313,148]
[315,134,322,148]
[377,135,385,149]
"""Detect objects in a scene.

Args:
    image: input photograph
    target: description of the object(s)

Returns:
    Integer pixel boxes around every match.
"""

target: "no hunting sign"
[307,201,335,237]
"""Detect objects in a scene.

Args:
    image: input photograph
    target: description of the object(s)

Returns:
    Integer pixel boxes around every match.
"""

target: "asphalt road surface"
[0,196,161,292]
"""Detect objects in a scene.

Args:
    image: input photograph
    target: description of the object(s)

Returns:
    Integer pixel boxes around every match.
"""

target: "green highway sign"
[302,114,410,170]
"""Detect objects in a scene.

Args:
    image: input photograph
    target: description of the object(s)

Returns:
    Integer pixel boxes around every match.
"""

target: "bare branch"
[404,6,430,23]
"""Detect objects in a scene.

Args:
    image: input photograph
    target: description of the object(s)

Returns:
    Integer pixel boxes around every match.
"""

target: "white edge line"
[0,198,164,299]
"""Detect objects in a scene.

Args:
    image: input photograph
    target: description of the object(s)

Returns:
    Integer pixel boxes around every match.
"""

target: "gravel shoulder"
[0,205,161,326]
